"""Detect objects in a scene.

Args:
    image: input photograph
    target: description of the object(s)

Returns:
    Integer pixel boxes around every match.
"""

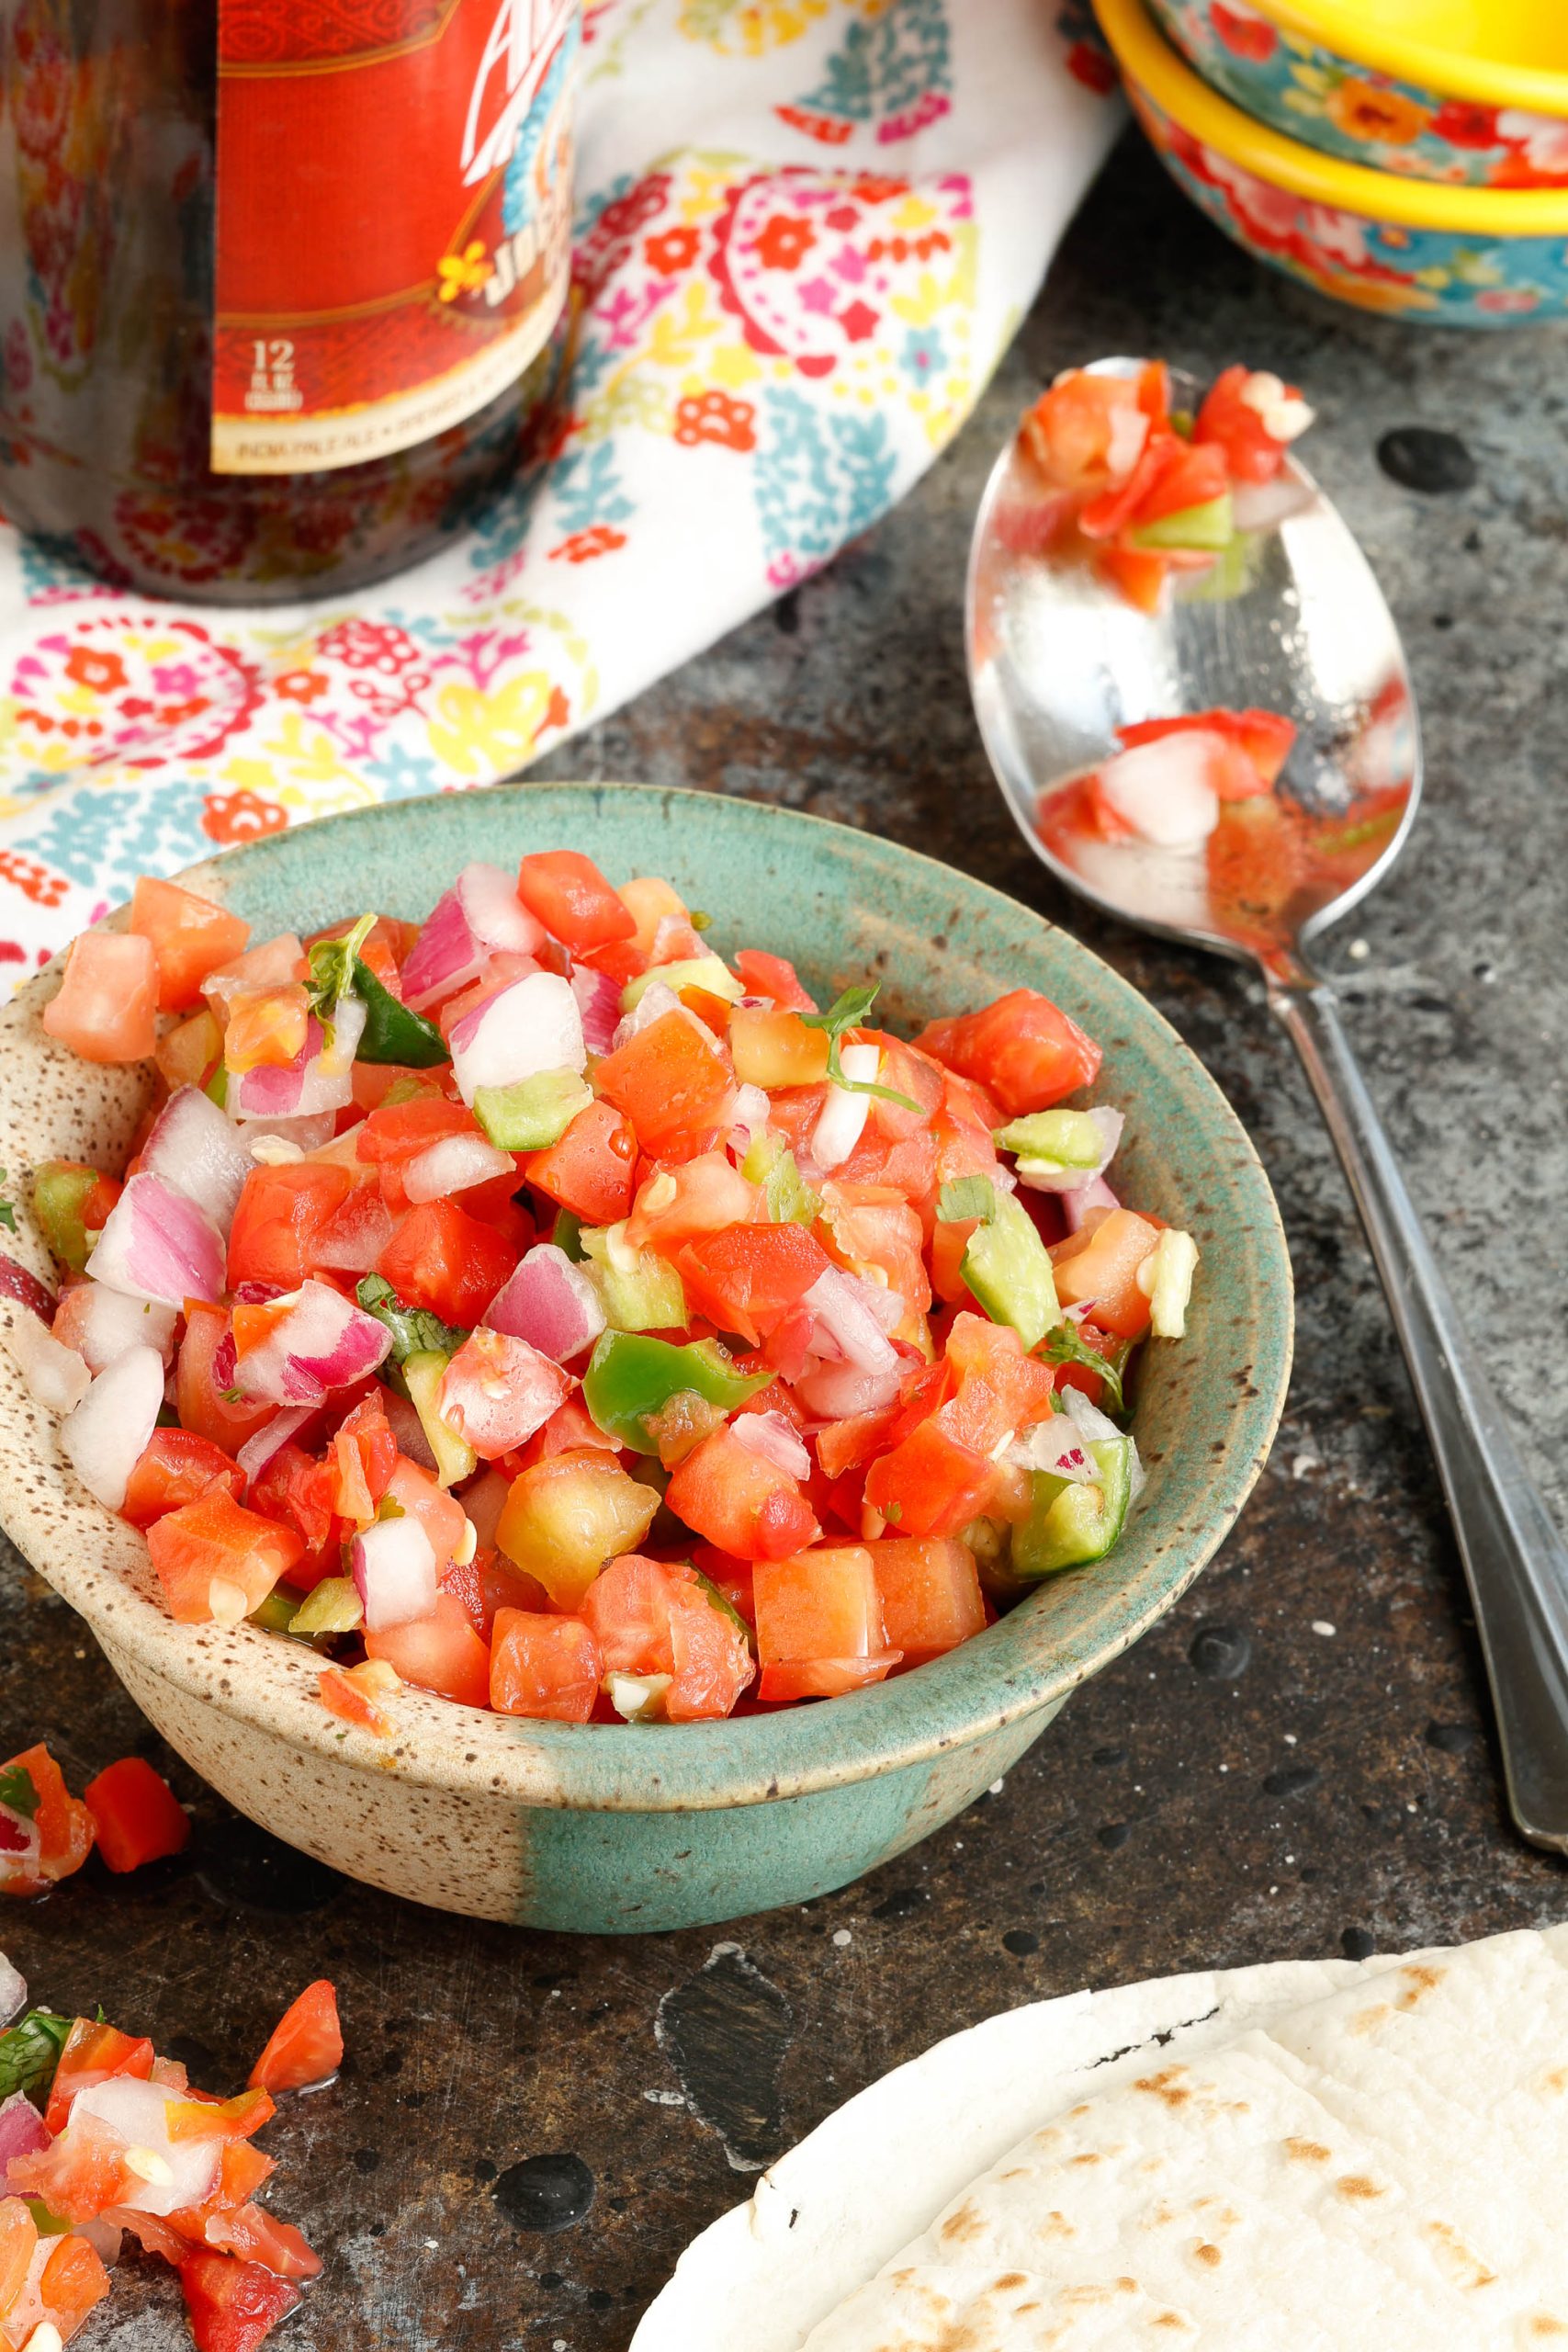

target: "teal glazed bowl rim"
[0,784,1293,1814]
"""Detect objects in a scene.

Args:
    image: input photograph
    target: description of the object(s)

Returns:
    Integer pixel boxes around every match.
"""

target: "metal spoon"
[966,357,1568,1851]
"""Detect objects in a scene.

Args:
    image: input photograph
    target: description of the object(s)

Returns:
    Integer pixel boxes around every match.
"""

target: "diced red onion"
[235,1406,317,1487]
[1005,1419,1095,1484]
[811,1041,879,1171]
[0,1252,53,1326]
[1061,1385,1145,1498]
[450,971,584,1103]
[1016,1106,1125,1195]
[728,1084,770,1155]
[611,978,682,1051]
[436,1329,573,1461]
[1060,1174,1120,1235]
[0,2088,49,2175]
[1232,474,1314,535]
[4,1312,90,1414]
[0,1956,25,2029]
[382,1386,437,1474]
[56,1283,178,1375]
[232,1003,364,1123]
[140,1086,253,1229]
[310,1185,396,1274]
[0,1808,40,1896]
[243,1112,336,1157]
[483,1245,604,1363]
[233,1281,390,1407]
[400,886,486,1012]
[72,2079,219,2216]
[87,1173,225,1308]
[795,1267,901,1415]
[570,963,621,1057]
[403,1133,514,1204]
[732,1410,810,1481]
[457,862,547,956]
[1096,736,1221,848]
[351,1514,438,1631]
[59,1344,165,1510]
[794,1358,898,1420]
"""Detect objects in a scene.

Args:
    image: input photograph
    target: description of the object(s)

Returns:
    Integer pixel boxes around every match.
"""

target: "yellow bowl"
[1096,0,1568,322]
[1249,0,1568,117]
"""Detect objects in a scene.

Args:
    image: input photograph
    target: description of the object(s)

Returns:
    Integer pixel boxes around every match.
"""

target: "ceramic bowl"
[0,786,1292,1934]
[1098,0,1568,323]
[1147,0,1568,187]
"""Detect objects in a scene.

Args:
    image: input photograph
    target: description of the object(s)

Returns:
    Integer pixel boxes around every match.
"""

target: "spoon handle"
[1269,976,1568,1850]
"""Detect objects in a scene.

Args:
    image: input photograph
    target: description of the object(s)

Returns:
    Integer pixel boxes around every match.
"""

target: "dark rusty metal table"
[4,132,1565,2351]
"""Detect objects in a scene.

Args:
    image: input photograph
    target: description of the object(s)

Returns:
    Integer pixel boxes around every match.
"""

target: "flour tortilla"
[799,1927,1568,2349]
[632,1946,1418,2352]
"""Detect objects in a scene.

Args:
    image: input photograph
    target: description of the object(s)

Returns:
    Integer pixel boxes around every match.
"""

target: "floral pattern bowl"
[1096,0,1568,322]
[1145,0,1568,187]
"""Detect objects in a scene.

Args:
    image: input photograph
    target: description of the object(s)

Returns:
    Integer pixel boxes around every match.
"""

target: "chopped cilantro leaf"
[1041,1322,1128,1416]
[0,1762,39,1822]
[935,1176,997,1226]
[0,2009,73,2106]
[797,984,919,1111]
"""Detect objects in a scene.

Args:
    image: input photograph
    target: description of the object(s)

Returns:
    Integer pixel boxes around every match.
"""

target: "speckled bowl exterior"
[1148,0,1568,188]
[0,786,1292,1933]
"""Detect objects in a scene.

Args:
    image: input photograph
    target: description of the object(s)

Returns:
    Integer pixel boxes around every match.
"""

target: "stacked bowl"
[1091,0,1568,322]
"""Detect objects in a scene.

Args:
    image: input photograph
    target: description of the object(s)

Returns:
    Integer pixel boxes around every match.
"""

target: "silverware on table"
[965,358,1568,1850]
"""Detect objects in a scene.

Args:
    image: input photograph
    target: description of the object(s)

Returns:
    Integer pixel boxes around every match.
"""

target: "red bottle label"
[212,0,576,474]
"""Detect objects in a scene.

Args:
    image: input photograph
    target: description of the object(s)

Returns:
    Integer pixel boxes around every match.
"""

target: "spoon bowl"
[967,359,1420,983]
[966,359,1568,1856]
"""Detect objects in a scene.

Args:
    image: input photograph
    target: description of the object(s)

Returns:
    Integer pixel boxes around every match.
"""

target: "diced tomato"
[0,2197,34,2323]
[365,1591,491,1708]
[328,1391,399,1523]
[943,1311,1057,1446]
[506,1393,620,1473]
[227,1162,355,1292]
[626,1151,759,1256]
[7,2109,138,2222]
[1098,546,1169,614]
[0,1742,94,1895]
[247,1980,343,2095]
[201,2203,320,2282]
[581,1554,753,1720]
[440,1549,547,1638]
[728,1007,829,1091]
[355,1095,484,1209]
[121,1430,243,1528]
[690,1544,755,1627]
[914,989,1101,1117]
[523,1098,637,1226]
[309,1181,396,1276]
[1117,705,1295,792]
[375,1198,516,1327]
[318,1662,398,1738]
[43,2017,156,2134]
[82,1757,190,1873]
[1195,361,1302,483]
[678,1221,830,1346]
[863,1417,996,1541]
[436,1329,571,1461]
[753,1546,899,1702]
[145,1488,304,1624]
[495,1451,660,1607]
[164,2086,275,2144]
[156,1006,225,1093]
[490,1611,602,1721]
[247,1442,336,1559]
[222,983,310,1075]
[35,2232,111,2341]
[732,946,815,1012]
[1051,1206,1161,1339]
[1020,368,1149,493]
[867,1537,986,1665]
[665,1424,819,1562]
[1126,435,1229,531]
[176,1306,278,1455]
[130,878,251,1013]
[516,850,637,952]
[592,1011,734,1160]
[384,1455,468,1569]
[41,931,158,1065]
[178,2249,300,2352]
[434,950,541,1043]
[576,937,647,988]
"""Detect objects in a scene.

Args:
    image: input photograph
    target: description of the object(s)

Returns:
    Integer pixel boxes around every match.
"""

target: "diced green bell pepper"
[288,1577,365,1638]
[1010,1437,1134,1579]
[25,2199,73,2236]
[581,1330,773,1453]
[740,1132,821,1227]
[249,1584,309,1635]
[960,1191,1061,1351]
[355,1275,467,1370]
[1128,491,1234,551]
[351,958,449,1068]
[993,1109,1106,1173]
[473,1068,592,1150]
[402,1349,477,1487]
[620,956,743,1012]
[32,1161,113,1274]
[579,1224,687,1333]
[551,1208,585,1261]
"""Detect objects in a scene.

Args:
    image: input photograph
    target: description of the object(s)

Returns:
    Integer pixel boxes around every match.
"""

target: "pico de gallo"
[0,1743,188,1898]
[6,849,1201,1731]
[0,1956,339,2351]
[1017,359,1314,612]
